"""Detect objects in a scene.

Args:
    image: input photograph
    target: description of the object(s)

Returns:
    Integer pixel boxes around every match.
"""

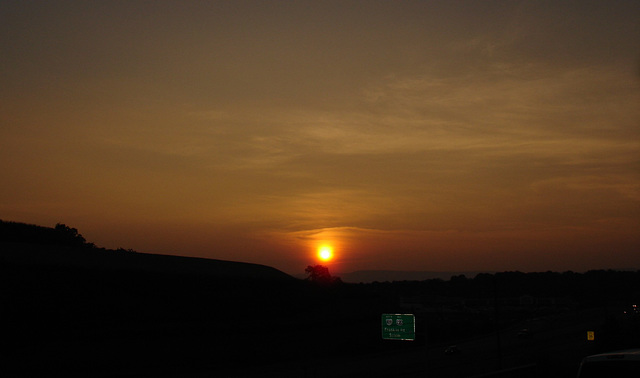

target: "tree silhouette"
[54,223,87,247]
[305,265,341,285]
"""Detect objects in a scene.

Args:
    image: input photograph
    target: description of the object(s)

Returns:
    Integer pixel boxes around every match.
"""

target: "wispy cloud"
[2,0,638,273]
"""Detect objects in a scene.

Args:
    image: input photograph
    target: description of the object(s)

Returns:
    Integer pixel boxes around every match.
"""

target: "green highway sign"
[381,314,415,341]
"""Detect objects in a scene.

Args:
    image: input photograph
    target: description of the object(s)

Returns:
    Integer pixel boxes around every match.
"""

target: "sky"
[1,1,639,276]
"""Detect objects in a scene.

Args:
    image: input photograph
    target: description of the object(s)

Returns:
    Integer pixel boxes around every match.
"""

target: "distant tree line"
[0,220,88,247]
[0,219,136,252]
[366,269,640,307]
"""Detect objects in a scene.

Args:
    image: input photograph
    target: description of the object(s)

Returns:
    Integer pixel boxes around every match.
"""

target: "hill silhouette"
[3,219,640,377]
[338,270,492,283]
[0,220,89,247]
[1,220,315,376]
[0,219,293,281]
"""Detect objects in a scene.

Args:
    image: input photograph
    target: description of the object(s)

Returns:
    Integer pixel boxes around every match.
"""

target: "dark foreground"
[3,243,639,377]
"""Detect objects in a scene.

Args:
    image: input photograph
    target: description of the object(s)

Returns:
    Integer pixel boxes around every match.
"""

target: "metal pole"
[494,275,503,371]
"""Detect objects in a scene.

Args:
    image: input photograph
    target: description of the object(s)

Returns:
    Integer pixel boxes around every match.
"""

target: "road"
[218,308,606,378]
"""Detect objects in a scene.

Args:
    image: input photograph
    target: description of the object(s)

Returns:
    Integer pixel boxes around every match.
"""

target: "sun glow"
[317,245,334,262]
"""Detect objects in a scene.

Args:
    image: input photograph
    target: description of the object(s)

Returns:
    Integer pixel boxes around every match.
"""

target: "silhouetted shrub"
[305,264,342,286]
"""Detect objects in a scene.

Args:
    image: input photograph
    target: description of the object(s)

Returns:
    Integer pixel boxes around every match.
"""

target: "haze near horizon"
[1,1,639,275]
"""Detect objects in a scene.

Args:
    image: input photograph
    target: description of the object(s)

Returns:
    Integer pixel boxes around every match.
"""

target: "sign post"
[381,314,415,341]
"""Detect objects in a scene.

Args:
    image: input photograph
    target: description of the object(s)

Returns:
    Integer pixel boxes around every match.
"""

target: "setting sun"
[318,245,334,262]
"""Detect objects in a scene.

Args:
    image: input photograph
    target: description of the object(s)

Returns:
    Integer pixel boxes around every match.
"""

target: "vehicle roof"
[582,349,640,362]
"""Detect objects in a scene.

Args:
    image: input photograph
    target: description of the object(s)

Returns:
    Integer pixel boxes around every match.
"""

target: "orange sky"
[1,1,639,275]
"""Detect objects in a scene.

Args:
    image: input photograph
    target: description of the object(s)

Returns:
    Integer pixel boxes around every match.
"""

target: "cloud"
[182,60,638,182]
[156,56,639,241]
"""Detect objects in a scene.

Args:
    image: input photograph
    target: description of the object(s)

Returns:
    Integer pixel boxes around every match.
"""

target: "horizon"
[3,218,638,280]
[4,218,638,284]
[1,1,639,276]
